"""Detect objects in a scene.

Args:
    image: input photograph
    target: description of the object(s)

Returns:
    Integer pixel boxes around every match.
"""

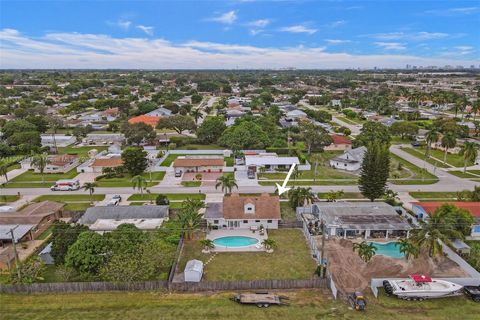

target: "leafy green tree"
[353,241,377,263]
[9,256,46,284]
[358,143,390,201]
[156,194,170,205]
[177,206,203,240]
[50,222,88,265]
[390,121,419,139]
[299,122,332,155]
[398,239,420,260]
[121,147,148,176]
[460,141,478,173]
[157,115,196,134]
[219,120,270,149]
[261,238,277,251]
[31,153,49,183]
[288,187,315,209]
[196,116,226,144]
[121,122,157,146]
[65,231,108,276]
[425,129,440,158]
[105,224,148,256]
[215,174,238,194]
[131,175,148,197]
[190,108,203,124]
[434,204,475,237]
[354,121,391,147]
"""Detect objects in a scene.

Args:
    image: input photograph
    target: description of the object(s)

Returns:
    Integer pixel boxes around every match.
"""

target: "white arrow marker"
[275,163,296,195]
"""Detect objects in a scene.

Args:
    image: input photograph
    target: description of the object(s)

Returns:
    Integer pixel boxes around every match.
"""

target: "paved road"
[331,116,361,135]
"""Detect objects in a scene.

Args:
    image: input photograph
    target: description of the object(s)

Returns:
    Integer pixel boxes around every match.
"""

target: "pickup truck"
[464,286,480,302]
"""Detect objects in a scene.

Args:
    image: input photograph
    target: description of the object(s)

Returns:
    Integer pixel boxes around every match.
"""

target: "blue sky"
[0,0,479,68]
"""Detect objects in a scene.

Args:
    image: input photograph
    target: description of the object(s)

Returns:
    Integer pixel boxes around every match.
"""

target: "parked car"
[0,206,14,213]
[411,141,421,147]
[175,169,183,177]
[106,195,122,206]
[247,170,256,179]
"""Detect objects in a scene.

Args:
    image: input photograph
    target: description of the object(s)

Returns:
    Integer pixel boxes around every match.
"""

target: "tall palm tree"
[131,175,147,198]
[82,182,97,204]
[472,100,480,122]
[215,174,238,194]
[177,208,203,240]
[31,153,49,184]
[398,239,419,260]
[441,132,457,164]
[190,108,204,124]
[48,116,63,154]
[352,241,377,263]
[0,163,9,183]
[460,141,478,173]
[425,129,439,158]
[411,216,462,257]
[288,187,315,208]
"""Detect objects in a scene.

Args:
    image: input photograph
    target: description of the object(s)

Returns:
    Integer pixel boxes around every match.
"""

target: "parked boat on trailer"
[383,274,463,300]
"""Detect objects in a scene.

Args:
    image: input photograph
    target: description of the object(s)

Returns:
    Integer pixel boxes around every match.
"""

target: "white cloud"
[329,20,347,28]
[107,19,132,30]
[280,25,317,35]
[426,7,479,16]
[209,11,237,25]
[325,39,351,45]
[1,29,478,69]
[247,19,271,28]
[375,42,407,50]
[136,25,154,36]
[370,31,450,41]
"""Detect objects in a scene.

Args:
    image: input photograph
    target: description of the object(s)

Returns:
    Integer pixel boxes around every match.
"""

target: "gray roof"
[0,224,35,243]
[332,146,366,163]
[312,202,411,231]
[204,202,223,219]
[79,205,169,225]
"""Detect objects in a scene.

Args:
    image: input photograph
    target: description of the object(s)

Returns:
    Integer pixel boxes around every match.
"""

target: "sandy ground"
[320,238,468,293]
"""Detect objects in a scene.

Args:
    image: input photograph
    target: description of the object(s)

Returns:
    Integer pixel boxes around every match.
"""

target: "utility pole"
[9,225,21,280]
[319,219,326,278]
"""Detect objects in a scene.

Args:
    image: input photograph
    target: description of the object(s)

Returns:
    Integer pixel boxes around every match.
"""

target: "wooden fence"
[0,278,326,294]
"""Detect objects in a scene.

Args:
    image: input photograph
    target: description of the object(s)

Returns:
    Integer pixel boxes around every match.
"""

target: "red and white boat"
[383,274,463,300]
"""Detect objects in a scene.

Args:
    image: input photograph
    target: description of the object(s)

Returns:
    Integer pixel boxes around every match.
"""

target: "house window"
[255,220,260,223]
[243,220,248,224]
[213,220,219,224]
[267,220,272,223]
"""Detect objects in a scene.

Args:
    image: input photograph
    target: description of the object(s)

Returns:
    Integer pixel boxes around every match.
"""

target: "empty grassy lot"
[179,229,316,281]
[389,154,439,185]
[401,146,468,168]
[95,172,165,187]
[1,290,479,320]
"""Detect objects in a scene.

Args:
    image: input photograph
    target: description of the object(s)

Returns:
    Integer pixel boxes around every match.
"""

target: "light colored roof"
[173,158,224,167]
[185,259,203,273]
[48,154,78,166]
[223,193,281,220]
[89,218,166,231]
[79,205,169,225]
[331,146,366,163]
[245,155,299,166]
[0,225,35,242]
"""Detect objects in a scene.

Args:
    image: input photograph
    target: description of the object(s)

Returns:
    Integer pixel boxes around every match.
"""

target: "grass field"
[179,229,316,281]
[389,154,439,185]
[400,147,450,168]
[401,146,468,168]
[1,290,479,320]
[280,202,297,222]
[409,192,458,200]
[57,146,108,158]
[5,168,79,188]
[95,172,165,187]
[181,181,202,187]
[33,194,106,202]
[127,193,206,201]
[160,153,229,167]
[177,144,224,150]
[0,195,20,203]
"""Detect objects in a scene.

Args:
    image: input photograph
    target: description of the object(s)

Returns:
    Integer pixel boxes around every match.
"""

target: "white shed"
[184,259,203,282]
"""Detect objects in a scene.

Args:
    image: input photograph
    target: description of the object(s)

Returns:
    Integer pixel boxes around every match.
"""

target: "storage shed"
[184,259,203,282]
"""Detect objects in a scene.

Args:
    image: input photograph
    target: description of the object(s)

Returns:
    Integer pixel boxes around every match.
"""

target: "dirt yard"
[320,238,468,293]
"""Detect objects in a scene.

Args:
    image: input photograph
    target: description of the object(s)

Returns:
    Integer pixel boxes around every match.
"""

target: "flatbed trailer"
[231,292,289,307]
[464,286,480,302]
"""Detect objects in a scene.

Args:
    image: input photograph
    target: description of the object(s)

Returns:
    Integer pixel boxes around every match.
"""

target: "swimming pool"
[368,241,405,259]
[213,236,259,248]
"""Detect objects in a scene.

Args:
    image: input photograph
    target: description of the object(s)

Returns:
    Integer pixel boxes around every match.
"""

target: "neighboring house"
[325,134,352,151]
[204,193,281,229]
[310,202,411,239]
[83,133,125,146]
[173,156,224,173]
[411,202,480,238]
[286,109,307,119]
[329,146,366,171]
[78,205,169,232]
[330,99,342,108]
[21,154,80,173]
[378,117,398,127]
[128,115,161,127]
[146,107,173,117]
[244,153,300,172]
[40,134,76,148]
[90,155,123,173]
[0,201,64,241]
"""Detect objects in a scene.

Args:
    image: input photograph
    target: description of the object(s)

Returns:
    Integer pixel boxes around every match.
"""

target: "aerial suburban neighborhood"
[0,0,480,319]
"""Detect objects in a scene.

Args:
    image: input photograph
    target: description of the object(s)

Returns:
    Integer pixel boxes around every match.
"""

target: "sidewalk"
[0,168,28,184]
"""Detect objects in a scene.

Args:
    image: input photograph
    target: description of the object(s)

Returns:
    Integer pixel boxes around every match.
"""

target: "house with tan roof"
[173,156,224,173]
[204,193,281,229]
[91,156,123,173]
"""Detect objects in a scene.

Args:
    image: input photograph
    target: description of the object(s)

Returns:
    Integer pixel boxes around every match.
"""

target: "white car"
[106,195,122,206]
[0,206,15,213]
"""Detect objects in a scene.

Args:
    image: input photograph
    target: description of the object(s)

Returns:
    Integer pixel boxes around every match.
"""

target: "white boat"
[383,274,463,300]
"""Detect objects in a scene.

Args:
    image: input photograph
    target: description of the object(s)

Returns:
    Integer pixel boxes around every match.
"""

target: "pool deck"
[207,229,268,252]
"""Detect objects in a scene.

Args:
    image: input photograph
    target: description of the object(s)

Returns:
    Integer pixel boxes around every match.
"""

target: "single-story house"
[329,146,366,171]
[146,107,173,117]
[244,153,300,172]
[310,202,411,239]
[184,259,203,282]
[0,201,64,241]
[41,134,76,148]
[83,133,125,146]
[204,193,281,229]
[79,205,169,232]
[128,115,161,127]
[325,134,352,151]
[90,155,123,173]
[173,156,224,173]
[411,202,480,238]
[21,154,80,173]
[286,109,308,119]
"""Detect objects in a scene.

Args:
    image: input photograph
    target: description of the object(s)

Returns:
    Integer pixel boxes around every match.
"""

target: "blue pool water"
[213,236,259,247]
[368,242,405,259]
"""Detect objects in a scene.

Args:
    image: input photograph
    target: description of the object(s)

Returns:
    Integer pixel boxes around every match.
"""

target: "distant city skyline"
[0,0,479,69]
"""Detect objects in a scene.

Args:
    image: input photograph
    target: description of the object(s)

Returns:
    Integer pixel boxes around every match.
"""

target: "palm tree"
[199,239,214,253]
[131,175,147,198]
[182,198,205,212]
[291,165,300,186]
[215,174,238,194]
[0,163,9,183]
[177,208,203,240]
[398,239,419,260]
[31,153,49,184]
[471,100,480,122]
[460,142,478,173]
[425,129,439,158]
[82,182,97,204]
[441,132,457,164]
[288,187,315,209]
[411,216,462,257]
[190,108,204,124]
[352,241,377,263]
[48,116,63,154]
[261,238,277,252]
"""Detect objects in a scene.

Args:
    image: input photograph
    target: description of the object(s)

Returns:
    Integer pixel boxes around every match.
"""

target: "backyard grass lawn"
[2,290,480,320]
[465,241,480,272]
[400,147,449,168]
[127,193,206,201]
[179,229,316,281]
[0,195,20,203]
[57,146,108,158]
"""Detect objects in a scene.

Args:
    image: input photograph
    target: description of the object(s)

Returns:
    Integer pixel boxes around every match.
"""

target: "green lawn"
[95,172,165,187]
[401,146,468,168]
[409,192,458,200]
[259,180,358,186]
[179,229,316,281]
[127,193,206,201]
[317,192,365,200]
[280,202,297,222]
[1,290,479,320]
[129,202,184,209]
[64,203,93,211]
[336,116,361,125]
[177,144,224,150]
[57,146,108,158]
[400,147,450,168]
[181,181,202,187]
[0,195,20,203]
[33,194,106,202]
[5,168,79,188]
[160,153,228,167]
[36,225,54,240]
[465,241,480,272]
[6,163,21,172]
[389,154,439,185]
